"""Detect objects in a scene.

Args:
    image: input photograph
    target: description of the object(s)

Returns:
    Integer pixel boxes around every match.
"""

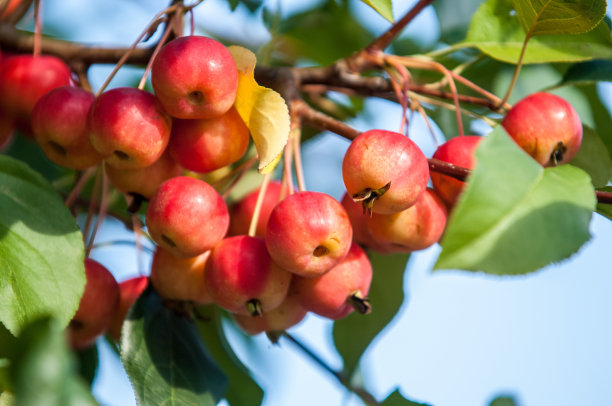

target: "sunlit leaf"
[0,156,85,335]
[435,126,596,275]
[512,0,606,36]
[333,251,408,376]
[228,46,290,174]
[569,126,612,188]
[121,287,228,406]
[463,0,612,64]
[196,306,263,406]
[489,395,518,406]
[360,0,394,22]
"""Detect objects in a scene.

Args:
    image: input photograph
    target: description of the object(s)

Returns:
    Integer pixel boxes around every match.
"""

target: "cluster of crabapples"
[0,28,583,348]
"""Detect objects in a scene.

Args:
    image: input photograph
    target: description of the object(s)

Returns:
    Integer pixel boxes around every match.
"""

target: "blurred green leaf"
[196,306,263,406]
[74,343,98,388]
[435,126,596,275]
[463,0,612,64]
[512,0,606,36]
[3,134,69,183]
[596,186,612,221]
[433,0,484,43]
[360,0,394,22]
[489,395,518,406]
[121,287,227,406]
[382,389,431,406]
[558,60,612,87]
[333,251,408,376]
[11,317,97,406]
[0,155,85,335]
[579,85,612,163]
[227,0,263,12]
[569,126,612,188]
[277,0,373,66]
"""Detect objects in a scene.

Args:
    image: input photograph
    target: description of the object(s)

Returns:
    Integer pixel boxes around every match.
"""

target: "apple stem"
[217,155,258,196]
[246,299,264,317]
[137,16,174,90]
[65,167,98,209]
[33,0,42,57]
[85,168,110,258]
[291,109,307,192]
[247,172,271,237]
[282,137,296,196]
[347,291,372,315]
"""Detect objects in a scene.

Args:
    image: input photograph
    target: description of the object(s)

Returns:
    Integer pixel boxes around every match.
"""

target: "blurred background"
[17,0,612,405]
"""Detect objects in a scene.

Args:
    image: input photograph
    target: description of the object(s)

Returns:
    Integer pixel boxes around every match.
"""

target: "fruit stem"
[32,0,42,57]
[281,332,381,406]
[291,108,307,192]
[82,166,103,249]
[85,170,110,258]
[65,167,97,209]
[137,15,174,90]
[216,155,258,195]
[347,291,372,315]
[248,172,271,237]
[282,135,296,195]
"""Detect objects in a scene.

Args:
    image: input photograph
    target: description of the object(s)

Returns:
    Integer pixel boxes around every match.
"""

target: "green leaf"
[0,155,85,335]
[435,126,596,275]
[512,0,606,36]
[360,0,394,22]
[569,126,612,188]
[579,85,612,163]
[558,60,612,87]
[121,287,228,406]
[432,0,484,43]
[332,251,408,376]
[463,0,612,64]
[277,0,373,66]
[75,343,99,388]
[489,395,518,406]
[596,186,612,221]
[381,389,431,406]
[10,317,97,406]
[196,306,263,406]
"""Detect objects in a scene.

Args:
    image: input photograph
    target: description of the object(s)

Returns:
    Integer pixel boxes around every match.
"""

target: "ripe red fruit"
[169,106,249,173]
[88,87,172,169]
[342,129,429,215]
[430,135,482,208]
[291,243,372,320]
[105,150,183,199]
[150,247,213,304]
[31,86,101,170]
[67,259,120,350]
[146,176,229,258]
[232,292,307,335]
[151,35,238,119]
[229,181,284,237]
[367,188,448,253]
[206,235,292,316]
[0,55,72,123]
[501,92,582,166]
[265,191,353,278]
[108,276,148,342]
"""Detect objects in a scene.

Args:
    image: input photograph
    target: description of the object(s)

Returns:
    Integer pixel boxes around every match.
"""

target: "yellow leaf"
[228,45,290,174]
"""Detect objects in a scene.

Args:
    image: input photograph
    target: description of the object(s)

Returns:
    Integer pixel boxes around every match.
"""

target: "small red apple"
[342,129,429,215]
[430,135,482,208]
[501,92,582,166]
[151,35,238,119]
[105,150,183,199]
[146,176,229,258]
[232,292,307,335]
[150,247,213,305]
[291,243,372,320]
[67,258,120,350]
[0,54,72,123]
[229,181,284,237]
[206,235,292,316]
[31,86,102,170]
[265,191,353,278]
[169,106,249,173]
[88,87,172,169]
[367,188,448,253]
[108,276,148,342]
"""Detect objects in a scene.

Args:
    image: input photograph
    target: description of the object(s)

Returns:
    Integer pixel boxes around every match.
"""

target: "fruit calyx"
[550,142,567,166]
[247,298,264,317]
[351,182,391,216]
[346,290,371,315]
